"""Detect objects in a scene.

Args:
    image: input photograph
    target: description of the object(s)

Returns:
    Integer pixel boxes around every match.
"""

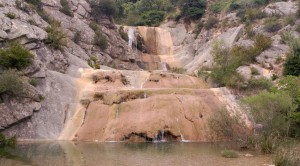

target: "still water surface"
[0,142,272,166]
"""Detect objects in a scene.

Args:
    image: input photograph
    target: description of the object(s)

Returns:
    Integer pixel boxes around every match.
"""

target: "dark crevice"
[122,130,180,142]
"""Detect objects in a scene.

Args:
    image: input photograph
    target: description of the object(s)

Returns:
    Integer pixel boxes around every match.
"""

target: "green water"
[0,142,272,166]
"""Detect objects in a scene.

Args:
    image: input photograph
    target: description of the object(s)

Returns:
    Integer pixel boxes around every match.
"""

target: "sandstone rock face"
[0,0,152,139]
[55,69,251,142]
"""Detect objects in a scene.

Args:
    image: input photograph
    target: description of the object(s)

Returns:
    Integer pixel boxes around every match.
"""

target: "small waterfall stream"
[128,27,135,49]
[176,118,186,142]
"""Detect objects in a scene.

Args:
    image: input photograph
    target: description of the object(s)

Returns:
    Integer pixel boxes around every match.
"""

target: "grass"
[221,150,239,158]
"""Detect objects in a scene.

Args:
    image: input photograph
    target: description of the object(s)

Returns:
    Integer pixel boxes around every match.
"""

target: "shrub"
[136,10,165,26]
[274,147,300,166]
[60,0,73,17]
[90,0,116,18]
[243,91,296,137]
[254,34,272,52]
[28,78,38,87]
[282,35,300,76]
[45,21,67,50]
[89,21,99,31]
[89,22,108,50]
[284,14,296,26]
[208,109,248,141]
[181,0,206,20]
[221,150,239,158]
[94,31,108,50]
[5,13,16,19]
[0,42,33,69]
[295,25,300,33]
[0,133,16,147]
[238,8,266,23]
[88,56,101,69]
[264,17,282,33]
[204,16,218,30]
[250,67,259,75]
[0,69,24,96]
[246,78,272,91]
[73,31,81,44]
[24,0,42,7]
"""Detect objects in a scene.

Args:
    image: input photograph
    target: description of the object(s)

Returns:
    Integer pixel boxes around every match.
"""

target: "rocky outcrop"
[264,1,298,16]
[54,69,251,142]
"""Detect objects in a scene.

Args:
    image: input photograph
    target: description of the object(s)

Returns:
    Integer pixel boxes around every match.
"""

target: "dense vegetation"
[209,34,272,89]
[88,0,206,26]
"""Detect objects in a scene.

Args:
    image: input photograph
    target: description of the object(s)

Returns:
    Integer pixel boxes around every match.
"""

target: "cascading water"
[176,118,186,142]
[128,27,135,49]
[161,62,168,72]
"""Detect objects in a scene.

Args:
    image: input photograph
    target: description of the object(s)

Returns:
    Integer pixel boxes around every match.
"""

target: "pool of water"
[0,142,272,166]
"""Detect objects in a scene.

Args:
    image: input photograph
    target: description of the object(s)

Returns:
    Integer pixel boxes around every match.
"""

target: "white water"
[161,62,168,71]
[128,27,135,49]
[176,118,187,142]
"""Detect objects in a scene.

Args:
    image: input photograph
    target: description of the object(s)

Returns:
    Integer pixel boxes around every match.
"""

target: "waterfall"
[128,27,135,49]
[176,118,187,142]
[161,62,168,72]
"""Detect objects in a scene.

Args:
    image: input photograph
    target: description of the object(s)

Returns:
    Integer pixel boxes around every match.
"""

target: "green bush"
[295,25,300,33]
[243,91,296,138]
[5,13,16,19]
[181,0,206,20]
[73,31,81,44]
[238,8,266,23]
[204,16,219,30]
[94,31,108,50]
[284,14,296,26]
[0,42,33,69]
[0,133,16,147]
[89,22,108,50]
[282,35,300,77]
[246,78,272,91]
[89,21,99,31]
[60,0,73,17]
[45,21,67,50]
[264,17,282,32]
[274,147,300,166]
[0,69,24,96]
[28,78,38,87]
[210,35,271,89]
[88,56,101,69]
[90,0,117,18]
[136,10,165,26]
[250,67,259,75]
[254,34,272,52]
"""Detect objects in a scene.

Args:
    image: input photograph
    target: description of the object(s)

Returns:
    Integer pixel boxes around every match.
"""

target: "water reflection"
[0,142,272,166]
